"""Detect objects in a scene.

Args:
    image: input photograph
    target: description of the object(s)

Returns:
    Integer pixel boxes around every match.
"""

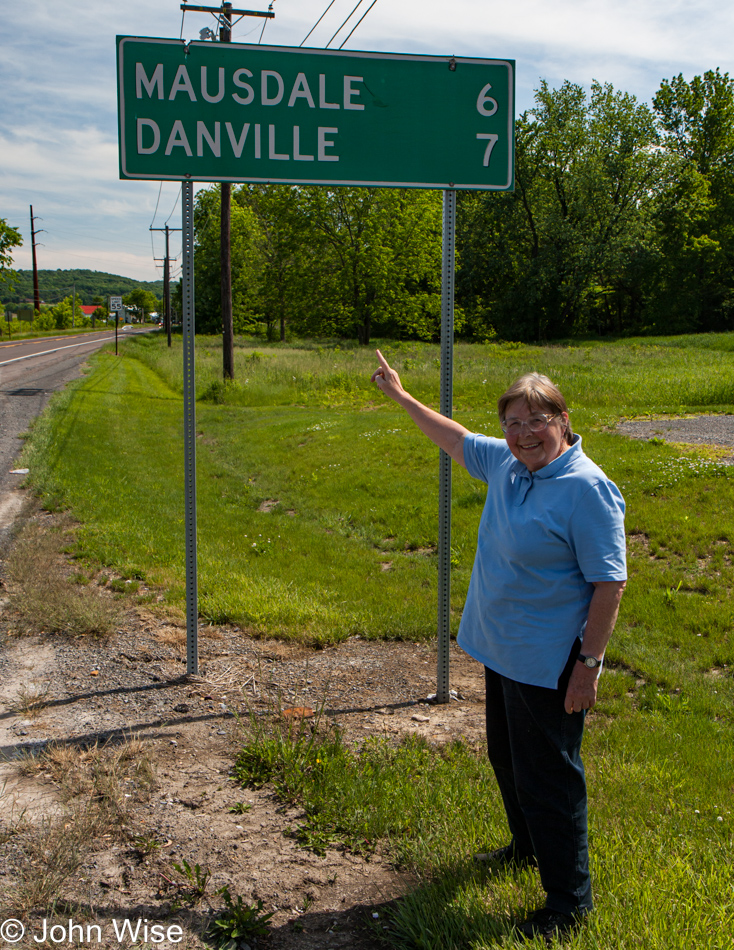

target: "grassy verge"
[18,333,734,662]
[14,331,734,946]
[232,698,733,949]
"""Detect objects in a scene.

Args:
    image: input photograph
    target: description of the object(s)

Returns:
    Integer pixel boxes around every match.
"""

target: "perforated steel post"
[437,189,456,704]
[182,180,199,676]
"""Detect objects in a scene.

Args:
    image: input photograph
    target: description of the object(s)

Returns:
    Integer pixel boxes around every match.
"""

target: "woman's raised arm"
[371,349,468,467]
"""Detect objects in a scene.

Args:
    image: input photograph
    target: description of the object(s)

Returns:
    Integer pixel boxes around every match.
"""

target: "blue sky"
[1,0,732,284]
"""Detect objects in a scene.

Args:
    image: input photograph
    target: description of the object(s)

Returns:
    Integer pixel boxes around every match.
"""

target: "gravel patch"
[616,414,734,462]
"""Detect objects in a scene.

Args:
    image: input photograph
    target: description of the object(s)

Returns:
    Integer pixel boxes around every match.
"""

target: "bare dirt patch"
[0,499,486,950]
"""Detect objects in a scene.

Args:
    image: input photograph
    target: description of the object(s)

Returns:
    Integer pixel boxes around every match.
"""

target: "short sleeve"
[462,433,511,484]
[568,480,627,582]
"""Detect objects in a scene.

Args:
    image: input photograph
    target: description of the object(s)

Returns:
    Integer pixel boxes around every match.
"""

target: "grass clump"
[5,517,120,638]
[1,738,156,914]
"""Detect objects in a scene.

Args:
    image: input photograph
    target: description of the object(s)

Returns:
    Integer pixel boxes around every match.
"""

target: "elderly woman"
[371,351,626,944]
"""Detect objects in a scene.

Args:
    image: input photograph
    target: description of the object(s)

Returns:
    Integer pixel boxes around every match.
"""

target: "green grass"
[17,330,734,946]
[232,707,733,949]
[19,332,734,661]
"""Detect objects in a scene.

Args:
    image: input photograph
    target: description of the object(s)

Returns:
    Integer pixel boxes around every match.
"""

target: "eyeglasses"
[500,413,558,436]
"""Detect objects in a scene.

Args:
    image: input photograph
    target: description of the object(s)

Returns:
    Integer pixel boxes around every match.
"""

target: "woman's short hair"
[497,373,574,445]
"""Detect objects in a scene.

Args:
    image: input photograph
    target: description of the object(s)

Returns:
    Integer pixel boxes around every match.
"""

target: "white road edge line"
[0,337,118,367]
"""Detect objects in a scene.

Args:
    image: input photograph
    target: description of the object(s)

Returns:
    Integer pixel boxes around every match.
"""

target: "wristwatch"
[577,653,602,669]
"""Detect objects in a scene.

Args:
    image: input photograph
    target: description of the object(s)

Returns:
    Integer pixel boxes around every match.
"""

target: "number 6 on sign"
[477,133,499,167]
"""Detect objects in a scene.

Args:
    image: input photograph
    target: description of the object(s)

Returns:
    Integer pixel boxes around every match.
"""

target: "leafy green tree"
[286,186,443,344]
[457,80,662,340]
[653,69,734,175]
[651,70,734,332]
[47,296,87,330]
[123,287,159,323]
[235,184,307,342]
[0,218,22,290]
[193,187,263,334]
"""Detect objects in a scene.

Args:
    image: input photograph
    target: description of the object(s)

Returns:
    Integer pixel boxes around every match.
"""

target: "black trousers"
[484,646,593,916]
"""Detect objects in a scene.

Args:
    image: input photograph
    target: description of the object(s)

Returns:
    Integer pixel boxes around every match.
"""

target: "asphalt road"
[0,327,150,501]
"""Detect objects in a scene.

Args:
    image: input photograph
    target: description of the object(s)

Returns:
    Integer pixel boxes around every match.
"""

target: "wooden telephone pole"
[181,2,275,379]
[151,224,182,347]
[30,206,44,314]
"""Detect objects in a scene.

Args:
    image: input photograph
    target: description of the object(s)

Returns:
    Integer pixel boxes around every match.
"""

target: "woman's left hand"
[564,664,599,714]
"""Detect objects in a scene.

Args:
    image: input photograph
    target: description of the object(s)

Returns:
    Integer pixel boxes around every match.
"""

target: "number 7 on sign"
[476,133,499,167]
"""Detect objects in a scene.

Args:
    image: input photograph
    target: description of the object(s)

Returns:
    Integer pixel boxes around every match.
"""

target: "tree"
[235,184,309,342]
[286,187,443,344]
[457,80,662,340]
[47,296,86,329]
[651,70,734,332]
[123,287,159,323]
[0,218,22,289]
[193,188,263,335]
[653,69,734,176]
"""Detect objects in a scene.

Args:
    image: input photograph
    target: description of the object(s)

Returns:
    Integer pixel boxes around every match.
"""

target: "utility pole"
[72,281,76,329]
[180,2,275,379]
[30,206,44,314]
[151,224,181,348]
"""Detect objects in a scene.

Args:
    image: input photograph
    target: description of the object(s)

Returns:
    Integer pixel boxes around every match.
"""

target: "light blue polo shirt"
[458,433,627,689]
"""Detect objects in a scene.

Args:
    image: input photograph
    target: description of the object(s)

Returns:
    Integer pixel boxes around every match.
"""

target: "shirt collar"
[511,433,583,481]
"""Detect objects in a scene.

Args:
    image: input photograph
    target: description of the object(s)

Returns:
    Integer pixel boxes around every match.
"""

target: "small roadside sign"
[110,296,124,310]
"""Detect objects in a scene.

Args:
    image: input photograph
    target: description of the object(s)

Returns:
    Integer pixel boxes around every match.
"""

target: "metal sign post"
[437,190,456,704]
[110,296,123,355]
[182,180,199,676]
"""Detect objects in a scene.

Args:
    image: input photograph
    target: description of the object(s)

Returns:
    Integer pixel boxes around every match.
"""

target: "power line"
[150,181,163,228]
[258,0,274,42]
[326,0,364,48]
[338,0,378,48]
[165,186,182,225]
[300,0,339,46]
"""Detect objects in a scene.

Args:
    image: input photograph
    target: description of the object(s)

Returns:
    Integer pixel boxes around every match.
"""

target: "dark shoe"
[516,908,581,943]
[473,843,537,869]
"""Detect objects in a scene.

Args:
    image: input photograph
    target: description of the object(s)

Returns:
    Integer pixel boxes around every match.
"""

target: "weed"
[108,577,140,594]
[5,518,120,637]
[206,886,274,949]
[131,833,162,854]
[0,737,155,913]
[663,579,683,606]
[12,683,49,717]
[299,894,315,913]
[227,802,252,814]
[172,858,210,902]
[4,807,96,911]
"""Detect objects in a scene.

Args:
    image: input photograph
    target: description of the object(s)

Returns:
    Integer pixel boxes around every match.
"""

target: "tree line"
[192,69,734,343]
[0,269,164,307]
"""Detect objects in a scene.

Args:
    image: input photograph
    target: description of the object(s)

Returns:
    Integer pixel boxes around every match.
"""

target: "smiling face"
[502,397,570,472]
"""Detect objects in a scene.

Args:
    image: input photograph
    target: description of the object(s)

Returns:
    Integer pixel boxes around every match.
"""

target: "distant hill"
[1,269,165,307]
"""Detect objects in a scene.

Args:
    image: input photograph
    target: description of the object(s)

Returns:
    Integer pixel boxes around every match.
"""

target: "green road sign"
[117,37,514,190]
